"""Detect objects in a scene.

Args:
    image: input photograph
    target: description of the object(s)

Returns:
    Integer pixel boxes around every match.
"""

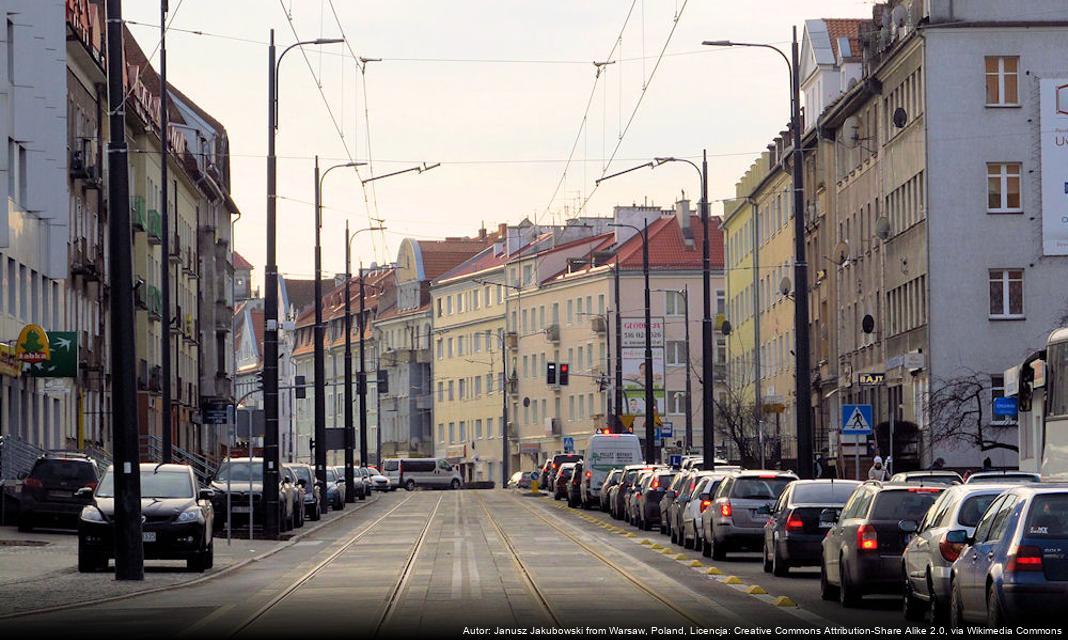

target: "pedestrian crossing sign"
[841,404,873,435]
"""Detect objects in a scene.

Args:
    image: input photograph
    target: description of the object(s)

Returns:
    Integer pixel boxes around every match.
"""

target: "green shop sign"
[26,331,78,378]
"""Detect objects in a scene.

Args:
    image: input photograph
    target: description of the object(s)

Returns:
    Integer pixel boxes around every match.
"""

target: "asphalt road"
[0,490,911,639]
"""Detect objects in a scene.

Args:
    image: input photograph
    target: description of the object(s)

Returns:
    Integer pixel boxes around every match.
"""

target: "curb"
[0,492,382,621]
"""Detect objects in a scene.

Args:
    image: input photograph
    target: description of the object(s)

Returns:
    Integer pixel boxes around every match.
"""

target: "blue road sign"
[530,470,540,482]
[994,396,1018,417]
[661,422,674,438]
[562,436,575,453]
[669,454,682,467]
[841,404,874,436]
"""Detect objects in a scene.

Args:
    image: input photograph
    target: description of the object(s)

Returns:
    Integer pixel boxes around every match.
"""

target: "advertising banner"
[1040,78,1068,255]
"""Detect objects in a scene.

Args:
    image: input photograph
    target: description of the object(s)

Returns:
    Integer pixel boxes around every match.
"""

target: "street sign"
[993,396,1019,417]
[661,422,673,438]
[669,454,682,467]
[841,404,873,435]
[203,402,230,425]
[619,415,635,430]
[562,436,575,453]
[858,372,885,386]
[529,470,540,482]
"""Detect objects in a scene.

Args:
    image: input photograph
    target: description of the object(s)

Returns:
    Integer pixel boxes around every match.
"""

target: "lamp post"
[160,0,172,463]
[265,31,344,539]
[472,277,522,487]
[313,159,367,511]
[344,223,384,500]
[703,29,813,478]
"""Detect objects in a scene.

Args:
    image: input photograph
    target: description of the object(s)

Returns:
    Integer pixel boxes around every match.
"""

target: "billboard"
[621,317,665,417]
[1040,78,1068,255]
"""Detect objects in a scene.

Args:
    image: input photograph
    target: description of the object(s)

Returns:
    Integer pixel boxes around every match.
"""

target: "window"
[989,269,1024,318]
[474,376,482,397]
[457,293,465,314]
[985,56,1019,107]
[459,379,466,400]
[459,421,466,441]
[436,299,443,317]
[487,417,495,438]
[473,332,482,353]
[716,290,726,315]
[457,335,465,356]
[437,381,444,401]
[522,264,533,286]
[448,380,455,401]
[448,422,456,443]
[436,338,443,359]
[447,337,454,357]
[665,291,685,316]
[667,391,686,414]
[716,335,727,365]
[566,300,573,324]
[472,289,480,310]
[666,341,687,366]
[475,419,483,438]
[990,374,1015,424]
[446,296,453,315]
[987,163,1022,213]
[485,373,493,394]
[438,424,445,443]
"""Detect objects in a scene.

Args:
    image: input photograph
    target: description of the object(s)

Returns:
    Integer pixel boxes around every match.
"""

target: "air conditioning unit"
[591,316,607,334]
[544,324,560,343]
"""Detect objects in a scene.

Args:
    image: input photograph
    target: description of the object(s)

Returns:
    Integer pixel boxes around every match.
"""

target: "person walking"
[868,455,889,481]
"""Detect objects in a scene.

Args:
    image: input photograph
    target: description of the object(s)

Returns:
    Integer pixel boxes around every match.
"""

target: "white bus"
[1008,327,1068,481]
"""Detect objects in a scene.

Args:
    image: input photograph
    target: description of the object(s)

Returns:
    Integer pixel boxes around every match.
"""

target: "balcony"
[506,331,518,351]
[147,285,162,320]
[169,233,182,263]
[131,196,146,231]
[147,209,162,244]
[507,374,519,397]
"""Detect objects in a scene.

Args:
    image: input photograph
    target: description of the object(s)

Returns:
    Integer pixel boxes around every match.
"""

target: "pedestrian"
[868,455,888,481]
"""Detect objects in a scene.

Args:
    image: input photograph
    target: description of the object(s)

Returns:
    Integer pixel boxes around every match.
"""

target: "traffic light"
[559,363,570,386]
[546,362,557,385]
[294,374,306,399]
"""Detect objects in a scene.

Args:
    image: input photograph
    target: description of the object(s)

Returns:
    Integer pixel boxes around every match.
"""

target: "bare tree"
[926,370,1018,456]
[712,384,763,467]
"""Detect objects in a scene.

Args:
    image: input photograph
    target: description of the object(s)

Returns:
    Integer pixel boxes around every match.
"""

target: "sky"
[124,0,874,290]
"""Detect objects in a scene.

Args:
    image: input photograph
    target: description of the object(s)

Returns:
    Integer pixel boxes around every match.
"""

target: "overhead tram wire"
[111,0,186,116]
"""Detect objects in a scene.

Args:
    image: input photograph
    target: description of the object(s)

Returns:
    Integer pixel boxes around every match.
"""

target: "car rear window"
[216,462,263,482]
[1025,494,1068,538]
[792,482,858,505]
[958,494,1000,528]
[731,477,792,500]
[870,490,940,520]
[291,466,312,483]
[383,460,399,472]
[653,473,674,488]
[32,459,97,484]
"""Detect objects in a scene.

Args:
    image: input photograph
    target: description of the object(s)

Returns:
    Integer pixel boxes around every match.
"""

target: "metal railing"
[141,435,217,484]
[0,435,45,481]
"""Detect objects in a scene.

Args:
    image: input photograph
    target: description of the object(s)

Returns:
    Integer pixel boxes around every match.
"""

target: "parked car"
[325,466,345,510]
[890,470,963,486]
[381,458,401,490]
[580,434,643,508]
[599,470,623,513]
[901,483,1009,621]
[567,460,585,508]
[660,470,693,537]
[17,452,100,531]
[210,458,298,532]
[336,466,367,501]
[365,467,391,492]
[545,453,583,492]
[78,463,214,572]
[761,479,861,576]
[537,460,554,489]
[628,468,665,526]
[964,471,1042,484]
[706,470,797,560]
[683,473,727,551]
[636,469,675,531]
[507,471,532,489]
[948,485,1068,627]
[820,482,944,606]
[553,463,576,500]
[288,464,322,521]
[607,464,651,520]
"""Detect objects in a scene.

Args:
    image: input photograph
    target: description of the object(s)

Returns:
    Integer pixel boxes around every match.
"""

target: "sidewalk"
[0,497,374,618]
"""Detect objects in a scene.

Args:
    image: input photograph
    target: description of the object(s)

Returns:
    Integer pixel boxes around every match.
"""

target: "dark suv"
[820,481,944,606]
[18,452,100,531]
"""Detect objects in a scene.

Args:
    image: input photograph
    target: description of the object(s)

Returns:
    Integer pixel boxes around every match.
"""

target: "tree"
[925,370,1018,458]
[711,384,763,468]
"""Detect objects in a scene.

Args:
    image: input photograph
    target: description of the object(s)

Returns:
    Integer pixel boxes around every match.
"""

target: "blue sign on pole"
[669,454,682,467]
[661,422,674,438]
[993,396,1018,417]
[841,404,874,436]
[562,436,575,453]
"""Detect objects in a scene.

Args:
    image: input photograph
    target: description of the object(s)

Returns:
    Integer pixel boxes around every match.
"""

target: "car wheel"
[839,556,860,608]
[451,479,461,490]
[406,480,417,492]
[986,584,1004,627]
[702,538,712,558]
[670,526,678,545]
[949,579,965,630]
[772,545,789,577]
[819,560,838,601]
[204,541,214,570]
[78,546,105,573]
[711,535,726,561]
[684,530,694,550]
[17,514,33,533]
[926,573,947,624]
[903,569,925,621]
[762,543,773,573]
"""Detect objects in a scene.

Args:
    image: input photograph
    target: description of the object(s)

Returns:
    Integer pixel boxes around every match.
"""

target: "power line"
[111,0,186,116]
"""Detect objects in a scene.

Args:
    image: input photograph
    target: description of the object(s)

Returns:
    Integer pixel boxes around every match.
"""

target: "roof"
[416,237,493,281]
[233,252,253,271]
[614,215,725,271]
[823,18,867,61]
[285,278,335,315]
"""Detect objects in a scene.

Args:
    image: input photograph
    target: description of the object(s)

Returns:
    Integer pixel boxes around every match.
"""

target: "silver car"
[901,483,1009,621]
[681,473,727,550]
[705,470,797,560]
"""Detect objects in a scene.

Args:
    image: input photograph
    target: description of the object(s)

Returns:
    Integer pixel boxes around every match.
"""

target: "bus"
[1007,327,1068,481]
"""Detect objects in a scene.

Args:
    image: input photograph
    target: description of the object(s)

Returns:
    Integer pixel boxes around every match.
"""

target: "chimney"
[478,226,487,242]
[675,198,692,243]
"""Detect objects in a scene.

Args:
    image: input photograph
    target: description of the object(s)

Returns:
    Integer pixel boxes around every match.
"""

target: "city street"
[0,489,905,637]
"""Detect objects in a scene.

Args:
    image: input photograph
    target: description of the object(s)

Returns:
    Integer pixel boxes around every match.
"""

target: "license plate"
[819,521,832,528]
[49,490,71,498]
[232,506,250,514]
[142,532,156,542]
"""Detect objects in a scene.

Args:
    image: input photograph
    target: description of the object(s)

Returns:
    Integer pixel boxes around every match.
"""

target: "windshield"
[1025,494,1068,538]
[383,460,399,472]
[871,490,940,520]
[31,459,97,485]
[732,477,793,500]
[291,467,313,483]
[958,494,1000,528]
[97,469,193,499]
[792,482,860,505]
[215,462,263,483]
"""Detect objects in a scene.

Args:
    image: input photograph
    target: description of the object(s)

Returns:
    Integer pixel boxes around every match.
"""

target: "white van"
[580,434,643,507]
[390,457,463,491]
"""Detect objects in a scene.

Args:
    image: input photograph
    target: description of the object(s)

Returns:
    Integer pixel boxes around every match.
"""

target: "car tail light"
[84,480,98,491]
[651,478,660,489]
[23,477,43,489]
[758,474,778,479]
[857,524,878,551]
[939,533,964,563]
[1006,545,1044,573]
[786,515,805,531]
[719,500,732,518]
[700,499,712,512]
[907,487,941,493]
[585,471,591,479]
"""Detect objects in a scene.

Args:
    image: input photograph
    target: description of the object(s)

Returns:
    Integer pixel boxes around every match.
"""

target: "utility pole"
[344,221,355,500]
[105,0,144,579]
[641,221,655,463]
[263,30,282,539]
[614,259,623,433]
[699,151,716,470]
[683,285,693,450]
[159,0,172,463]
[751,199,765,469]
[312,156,327,514]
[358,263,368,467]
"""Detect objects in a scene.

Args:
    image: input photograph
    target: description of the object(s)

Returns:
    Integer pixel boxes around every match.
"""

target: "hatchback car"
[17,452,100,531]
[820,482,944,606]
[609,465,655,520]
[78,463,214,572]
[637,469,675,531]
[599,469,623,513]
[289,464,323,520]
[964,471,1041,484]
[210,458,298,532]
[901,483,1008,621]
[761,479,860,575]
[890,471,963,486]
[626,469,659,526]
[325,466,346,510]
[707,470,797,560]
[948,485,1068,627]
[660,470,693,538]
[682,473,727,552]
[553,463,576,500]
[566,460,585,508]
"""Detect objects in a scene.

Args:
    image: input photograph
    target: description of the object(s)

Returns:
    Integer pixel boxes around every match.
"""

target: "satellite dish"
[779,276,792,297]
[893,107,908,128]
[843,116,861,148]
[720,320,732,337]
[875,216,891,241]
[847,77,859,90]
[522,397,530,408]
[833,240,850,266]
[862,314,876,334]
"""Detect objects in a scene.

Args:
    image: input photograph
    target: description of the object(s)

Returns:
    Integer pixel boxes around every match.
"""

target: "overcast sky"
[124,0,872,289]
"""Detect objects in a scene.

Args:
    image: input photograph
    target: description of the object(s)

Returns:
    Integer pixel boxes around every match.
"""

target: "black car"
[210,458,299,532]
[17,452,100,531]
[762,479,860,576]
[610,464,655,520]
[638,470,676,531]
[554,463,576,500]
[567,460,585,508]
[545,453,582,490]
[821,482,944,606]
[78,463,214,572]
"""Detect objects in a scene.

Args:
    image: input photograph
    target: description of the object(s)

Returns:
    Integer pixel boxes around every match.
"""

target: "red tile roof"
[615,215,724,271]
[233,252,253,271]
[822,18,867,61]
[418,238,493,280]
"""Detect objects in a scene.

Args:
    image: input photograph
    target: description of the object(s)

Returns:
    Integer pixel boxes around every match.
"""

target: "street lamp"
[313,159,367,513]
[608,221,656,464]
[344,223,384,500]
[264,31,344,539]
[703,29,814,478]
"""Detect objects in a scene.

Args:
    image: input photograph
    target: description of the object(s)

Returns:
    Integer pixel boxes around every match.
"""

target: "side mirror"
[75,487,94,499]
[17,472,27,481]
[198,488,215,501]
[945,529,969,545]
[898,519,919,534]
[756,504,772,516]
[819,508,839,526]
